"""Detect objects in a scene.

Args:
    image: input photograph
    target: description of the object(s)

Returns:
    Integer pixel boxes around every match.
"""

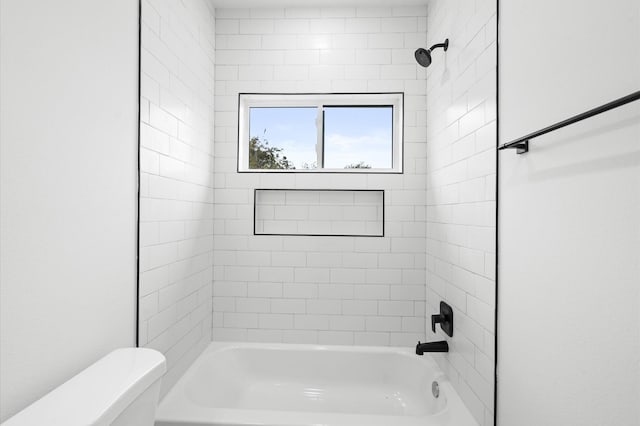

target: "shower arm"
[429,40,449,51]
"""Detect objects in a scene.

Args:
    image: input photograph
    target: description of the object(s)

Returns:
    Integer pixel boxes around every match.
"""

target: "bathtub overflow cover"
[432,381,440,398]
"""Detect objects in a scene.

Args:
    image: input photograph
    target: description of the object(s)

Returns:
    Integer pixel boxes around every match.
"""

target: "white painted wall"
[138,0,216,397]
[212,6,428,346]
[0,0,139,421]
[498,1,640,425]
[424,0,497,425]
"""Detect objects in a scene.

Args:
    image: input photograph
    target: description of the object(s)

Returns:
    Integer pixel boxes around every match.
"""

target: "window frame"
[237,93,404,173]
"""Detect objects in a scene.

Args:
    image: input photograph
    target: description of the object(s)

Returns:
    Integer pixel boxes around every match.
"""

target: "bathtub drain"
[432,381,440,398]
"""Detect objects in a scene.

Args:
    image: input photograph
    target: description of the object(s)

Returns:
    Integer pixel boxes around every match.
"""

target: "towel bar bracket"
[501,140,529,154]
[515,141,529,154]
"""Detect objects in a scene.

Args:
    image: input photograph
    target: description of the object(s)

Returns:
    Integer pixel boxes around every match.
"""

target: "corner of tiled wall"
[425,0,497,425]
[138,0,216,396]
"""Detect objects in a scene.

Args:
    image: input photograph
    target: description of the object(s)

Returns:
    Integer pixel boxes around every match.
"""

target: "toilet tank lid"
[2,348,167,426]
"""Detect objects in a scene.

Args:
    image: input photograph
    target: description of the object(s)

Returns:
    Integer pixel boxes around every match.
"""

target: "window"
[238,93,403,173]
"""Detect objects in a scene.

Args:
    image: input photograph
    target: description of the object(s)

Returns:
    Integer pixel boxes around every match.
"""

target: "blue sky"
[249,107,392,169]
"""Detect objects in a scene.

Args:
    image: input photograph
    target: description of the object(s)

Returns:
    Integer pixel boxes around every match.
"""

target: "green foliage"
[344,161,371,169]
[249,135,295,170]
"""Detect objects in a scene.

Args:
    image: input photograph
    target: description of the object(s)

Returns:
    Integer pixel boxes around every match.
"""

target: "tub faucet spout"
[415,340,449,355]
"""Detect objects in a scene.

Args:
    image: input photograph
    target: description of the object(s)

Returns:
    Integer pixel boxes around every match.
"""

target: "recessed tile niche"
[254,189,384,237]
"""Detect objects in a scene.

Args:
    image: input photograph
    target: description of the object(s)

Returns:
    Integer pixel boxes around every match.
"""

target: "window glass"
[249,107,317,170]
[323,106,393,169]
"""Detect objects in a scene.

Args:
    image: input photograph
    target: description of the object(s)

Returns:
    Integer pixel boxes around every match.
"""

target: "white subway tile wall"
[255,190,384,236]
[213,6,428,347]
[139,0,215,396]
[426,0,497,425]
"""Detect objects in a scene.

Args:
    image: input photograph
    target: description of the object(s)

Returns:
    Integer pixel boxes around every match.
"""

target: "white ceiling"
[209,0,428,8]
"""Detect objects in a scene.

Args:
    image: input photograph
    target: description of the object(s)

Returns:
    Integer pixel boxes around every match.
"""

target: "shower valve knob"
[431,301,454,337]
[431,313,445,332]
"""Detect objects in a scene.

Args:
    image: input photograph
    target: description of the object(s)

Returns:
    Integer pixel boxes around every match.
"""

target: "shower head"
[414,48,433,67]
[414,38,449,67]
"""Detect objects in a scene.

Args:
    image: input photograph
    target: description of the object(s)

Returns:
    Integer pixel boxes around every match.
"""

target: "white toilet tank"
[2,348,166,426]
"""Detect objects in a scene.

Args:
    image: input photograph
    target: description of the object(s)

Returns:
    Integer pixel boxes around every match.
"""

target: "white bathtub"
[155,342,478,426]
